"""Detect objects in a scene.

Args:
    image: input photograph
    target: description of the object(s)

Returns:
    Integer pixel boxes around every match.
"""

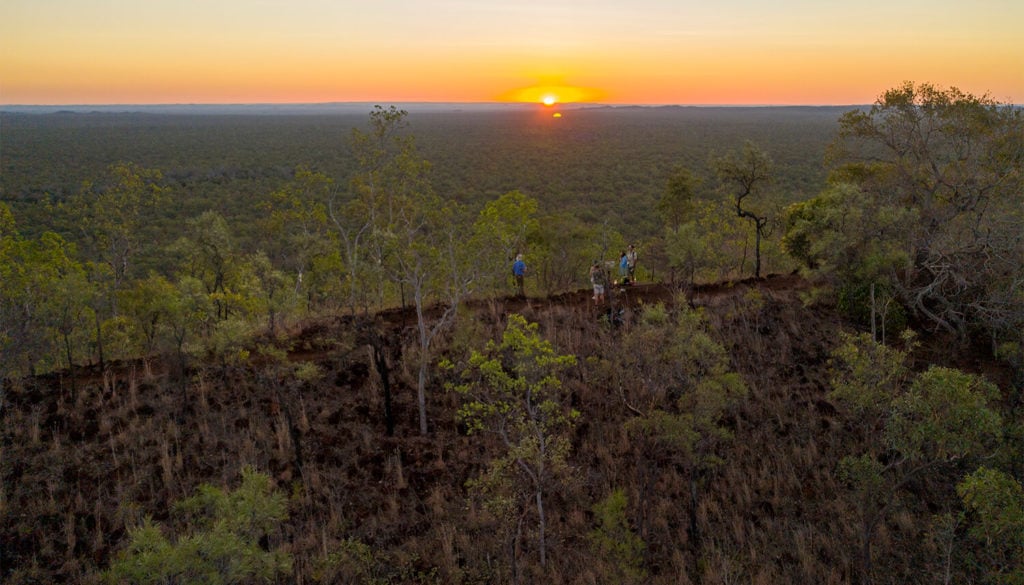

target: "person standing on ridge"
[512,254,526,297]
[619,251,629,283]
[590,261,607,304]
[626,244,638,282]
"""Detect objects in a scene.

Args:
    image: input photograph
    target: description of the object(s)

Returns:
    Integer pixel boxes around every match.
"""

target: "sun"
[542,95,557,106]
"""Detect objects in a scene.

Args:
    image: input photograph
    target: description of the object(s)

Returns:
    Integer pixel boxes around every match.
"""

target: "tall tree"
[0,205,91,379]
[712,141,774,278]
[54,163,166,366]
[257,166,334,309]
[827,82,1024,341]
[57,162,167,297]
[332,105,415,314]
[781,182,915,341]
[956,467,1024,584]
[171,211,240,321]
[451,314,578,575]
[344,106,476,434]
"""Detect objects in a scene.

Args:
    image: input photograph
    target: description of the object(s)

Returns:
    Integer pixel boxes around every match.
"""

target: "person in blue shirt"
[626,244,638,282]
[512,254,526,297]
[619,251,629,283]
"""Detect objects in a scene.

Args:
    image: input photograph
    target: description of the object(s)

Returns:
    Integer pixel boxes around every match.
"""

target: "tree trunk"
[63,331,76,399]
[94,311,105,369]
[535,487,547,567]
[870,282,877,343]
[753,221,763,278]
[369,334,395,436]
[860,513,877,585]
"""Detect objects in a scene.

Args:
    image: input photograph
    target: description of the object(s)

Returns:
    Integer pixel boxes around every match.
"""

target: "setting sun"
[542,95,557,106]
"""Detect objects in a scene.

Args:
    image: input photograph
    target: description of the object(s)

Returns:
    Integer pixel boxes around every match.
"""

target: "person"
[512,254,526,297]
[626,244,638,282]
[618,251,629,283]
[590,261,607,304]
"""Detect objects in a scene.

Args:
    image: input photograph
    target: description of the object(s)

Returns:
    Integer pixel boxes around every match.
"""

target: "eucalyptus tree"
[619,305,747,564]
[104,467,291,585]
[451,314,578,574]
[0,204,92,380]
[531,213,623,294]
[782,182,915,341]
[171,210,240,321]
[257,166,334,309]
[54,162,167,365]
[657,165,700,229]
[344,106,477,434]
[57,162,167,294]
[390,191,477,435]
[242,250,298,336]
[956,467,1024,583]
[826,82,1024,342]
[712,141,774,278]
[330,105,413,314]
[117,273,179,357]
[830,332,1004,585]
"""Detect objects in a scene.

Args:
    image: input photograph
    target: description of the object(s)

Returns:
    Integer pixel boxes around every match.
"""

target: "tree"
[781,183,914,340]
[451,314,578,574]
[657,165,700,229]
[332,105,416,314]
[830,333,1004,585]
[104,467,291,585]
[240,251,298,336]
[657,165,704,287]
[827,82,1024,341]
[470,190,540,295]
[956,467,1024,583]
[54,163,167,365]
[529,212,622,295]
[118,273,179,357]
[57,162,167,294]
[0,208,92,380]
[256,166,334,310]
[712,141,774,278]
[588,488,647,584]
[172,211,240,321]
[345,106,477,435]
[620,305,747,564]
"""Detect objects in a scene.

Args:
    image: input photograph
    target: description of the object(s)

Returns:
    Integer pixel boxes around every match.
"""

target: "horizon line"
[0,101,876,112]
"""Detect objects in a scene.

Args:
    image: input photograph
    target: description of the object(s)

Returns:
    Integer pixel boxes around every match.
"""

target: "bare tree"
[713,141,773,278]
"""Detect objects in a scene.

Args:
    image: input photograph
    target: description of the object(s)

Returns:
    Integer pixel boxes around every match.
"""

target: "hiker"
[626,244,637,281]
[618,251,629,283]
[590,262,607,304]
[512,254,526,297]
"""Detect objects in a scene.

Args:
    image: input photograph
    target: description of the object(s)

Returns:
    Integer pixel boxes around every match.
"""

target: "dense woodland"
[1,83,1022,584]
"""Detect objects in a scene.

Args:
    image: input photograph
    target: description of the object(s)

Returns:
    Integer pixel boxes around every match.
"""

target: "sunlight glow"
[499,85,603,104]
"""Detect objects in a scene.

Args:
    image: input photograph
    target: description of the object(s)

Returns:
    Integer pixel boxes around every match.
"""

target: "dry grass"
[2,278,1015,584]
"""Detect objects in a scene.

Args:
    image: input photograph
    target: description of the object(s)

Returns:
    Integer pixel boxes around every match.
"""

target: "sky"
[1,0,1021,106]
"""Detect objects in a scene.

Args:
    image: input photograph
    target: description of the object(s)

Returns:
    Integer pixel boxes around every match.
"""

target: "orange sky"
[1,0,1021,105]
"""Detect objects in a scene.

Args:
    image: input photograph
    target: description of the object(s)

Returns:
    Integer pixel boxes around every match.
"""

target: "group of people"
[511,244,638,305]
[592,244,637,304]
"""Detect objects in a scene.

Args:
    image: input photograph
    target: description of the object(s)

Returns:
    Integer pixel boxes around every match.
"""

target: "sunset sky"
[1,0,1021,106]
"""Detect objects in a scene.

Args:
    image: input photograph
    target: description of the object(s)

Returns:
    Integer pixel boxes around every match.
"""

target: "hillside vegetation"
[2,84,1022,584]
